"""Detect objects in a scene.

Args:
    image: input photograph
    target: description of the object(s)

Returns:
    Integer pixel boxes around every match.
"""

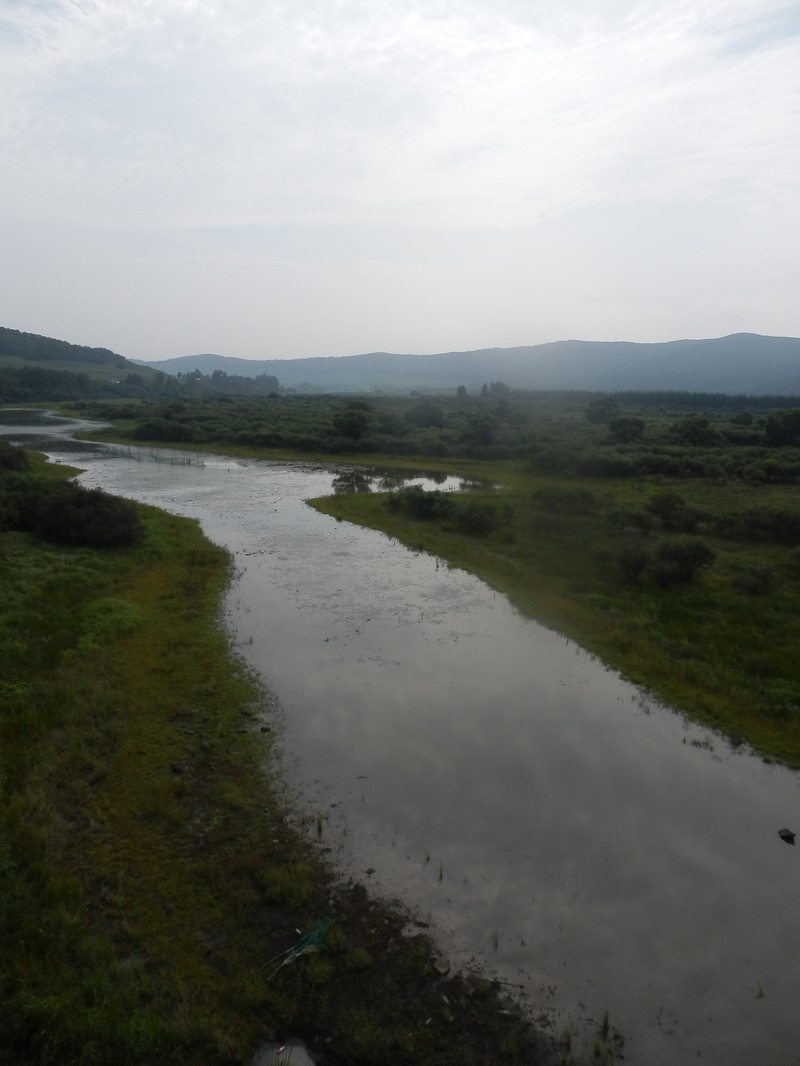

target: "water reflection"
[331,471,373,494]
[6,411,800,1066]
[330,467,482,495]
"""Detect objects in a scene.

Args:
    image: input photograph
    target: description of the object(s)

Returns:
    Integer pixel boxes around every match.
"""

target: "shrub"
[0,441,28,472]
[713,508,800,544]
[584,397,619,424]
[533,486,596,514]
[12,477,145,548]
[456,500,497,536]
[607,414,645,443]
[730,567,776,595]
[617,542,651,582]
[765,408,800,447]
[655,537,716,584]
[576,453,636,478]
[385,485,456,521]
[646,491,686,530]
[608,509,653,536]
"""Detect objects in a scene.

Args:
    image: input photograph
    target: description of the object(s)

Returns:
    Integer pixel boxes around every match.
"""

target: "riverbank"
[309,461,800,770]
[0,454,572,1064]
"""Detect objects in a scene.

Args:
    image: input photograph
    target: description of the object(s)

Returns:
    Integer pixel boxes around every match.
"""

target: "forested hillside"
[137,332,800,394]
[0,328,280,403]
[0,326,128,367]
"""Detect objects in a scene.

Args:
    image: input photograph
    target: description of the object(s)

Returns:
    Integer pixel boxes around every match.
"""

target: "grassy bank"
[310,462,800,769]
[0,454,563,1065]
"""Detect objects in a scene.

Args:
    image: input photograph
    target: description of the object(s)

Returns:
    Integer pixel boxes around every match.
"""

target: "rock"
[434,956,451,976]
[778,828,796,844]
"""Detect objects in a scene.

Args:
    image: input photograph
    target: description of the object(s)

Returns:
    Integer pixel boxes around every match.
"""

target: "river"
[4,410,800,1064]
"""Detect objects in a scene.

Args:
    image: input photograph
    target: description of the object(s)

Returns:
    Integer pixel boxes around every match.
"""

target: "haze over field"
[2,1,799,362]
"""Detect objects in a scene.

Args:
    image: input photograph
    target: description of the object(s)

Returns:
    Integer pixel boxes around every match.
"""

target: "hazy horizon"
[135,329,796,366]
[2,2,799,363]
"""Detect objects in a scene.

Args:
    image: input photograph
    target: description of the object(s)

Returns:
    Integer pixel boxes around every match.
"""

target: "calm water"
[6,412,800,1064]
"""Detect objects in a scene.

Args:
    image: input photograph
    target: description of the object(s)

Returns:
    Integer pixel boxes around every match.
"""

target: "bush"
[385,486,456,521]
[607,414,645,443]
[646,491,686,529]
[730,567,776,595]
[653,561,687,589]
[617,542,651,582]
[655,537,716,584]
[0,441,28,472]
[11,477,145,548]
[456,500,497,536]
[713,507,800,544]
[533,486,596,514]
[576,453,636,478]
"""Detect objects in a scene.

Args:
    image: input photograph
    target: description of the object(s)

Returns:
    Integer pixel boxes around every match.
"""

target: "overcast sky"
[1,1,799,362]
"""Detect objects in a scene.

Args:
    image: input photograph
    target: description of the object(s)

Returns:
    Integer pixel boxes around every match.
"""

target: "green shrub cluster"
[76,391,800,483]
[0,445,144,548]
[385,485,500,535]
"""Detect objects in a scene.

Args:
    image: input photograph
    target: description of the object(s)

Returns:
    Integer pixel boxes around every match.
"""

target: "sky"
[1,1,799,362]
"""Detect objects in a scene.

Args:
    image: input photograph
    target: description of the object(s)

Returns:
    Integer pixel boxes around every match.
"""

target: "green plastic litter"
[260,917,333,980]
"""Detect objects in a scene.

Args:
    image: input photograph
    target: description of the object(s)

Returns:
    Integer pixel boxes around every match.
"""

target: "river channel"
[5,411,800,1064]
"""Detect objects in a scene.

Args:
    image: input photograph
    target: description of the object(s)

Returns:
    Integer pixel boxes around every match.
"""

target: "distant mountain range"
[4,325,800,396]
[136,333,800,395]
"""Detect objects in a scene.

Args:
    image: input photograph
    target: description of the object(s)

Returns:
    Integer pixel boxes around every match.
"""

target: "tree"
[462,412,497,446]
[585,397,619,424]
[331,400,372,440]
[670,415,719,446]
[654,537,716,585]
[405,401,444,429]
[617,542,651,582]
[607,415,645,443]
[646,491,686,530]
[765,408,800,447]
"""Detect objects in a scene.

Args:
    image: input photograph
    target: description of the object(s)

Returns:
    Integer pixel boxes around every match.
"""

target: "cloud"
[1,2,798,356]
[3,1,798,228]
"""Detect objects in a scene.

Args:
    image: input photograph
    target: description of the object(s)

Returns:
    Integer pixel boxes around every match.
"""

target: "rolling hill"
[4,325,800,396]
[0,326,159,383]
[136,333,800,395]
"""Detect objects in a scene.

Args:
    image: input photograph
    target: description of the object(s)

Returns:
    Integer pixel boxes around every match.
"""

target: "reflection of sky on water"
[9,412,800,1066]
[330,467,480,495]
